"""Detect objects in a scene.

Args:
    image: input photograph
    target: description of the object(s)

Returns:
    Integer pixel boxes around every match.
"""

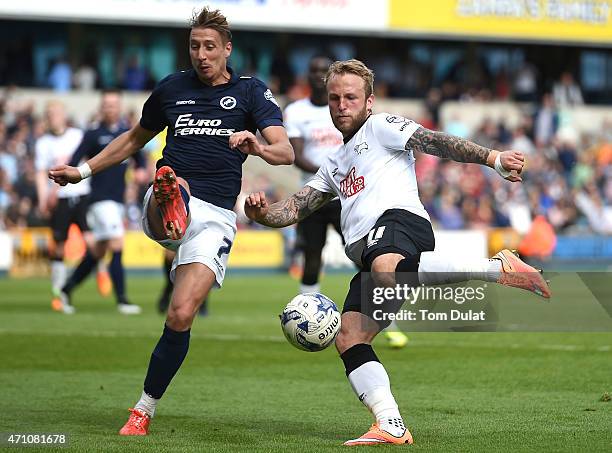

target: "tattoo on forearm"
[260,187,334,227]
[407,127,491,165]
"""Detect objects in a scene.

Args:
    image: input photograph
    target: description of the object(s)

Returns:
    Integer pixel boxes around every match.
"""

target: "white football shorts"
[141,185,237,287]
[87,200,125,241]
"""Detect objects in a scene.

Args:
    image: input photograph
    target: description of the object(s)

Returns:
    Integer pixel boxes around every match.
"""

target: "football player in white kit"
[245,59,550,446]
[35,100,110,313]
[285,55,409,348]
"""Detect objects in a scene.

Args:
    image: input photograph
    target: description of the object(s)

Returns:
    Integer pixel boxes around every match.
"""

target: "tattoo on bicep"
[407,127,491,164]
[263,187,334,227]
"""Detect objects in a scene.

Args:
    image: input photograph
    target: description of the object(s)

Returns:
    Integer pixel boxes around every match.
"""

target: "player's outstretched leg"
[152,166,189,240]
[415,249,551,298]
[119,262,215,435]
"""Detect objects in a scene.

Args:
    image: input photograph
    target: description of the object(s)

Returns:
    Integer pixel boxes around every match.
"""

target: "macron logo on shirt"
[340,167,365,198]
[176,100,195,105]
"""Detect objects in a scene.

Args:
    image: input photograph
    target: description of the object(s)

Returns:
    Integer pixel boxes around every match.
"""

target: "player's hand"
[244,191,269,222]
[498,150,524,182]
[48,165,82,186]
[229,131,263,157]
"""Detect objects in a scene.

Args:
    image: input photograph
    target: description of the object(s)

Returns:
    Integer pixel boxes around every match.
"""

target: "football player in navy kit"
[49,7,293,435]
[59,89,147,315]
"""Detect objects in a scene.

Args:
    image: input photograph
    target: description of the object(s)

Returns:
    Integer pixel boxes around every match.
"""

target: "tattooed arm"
[407,126,525,181]
[244,186,335,227]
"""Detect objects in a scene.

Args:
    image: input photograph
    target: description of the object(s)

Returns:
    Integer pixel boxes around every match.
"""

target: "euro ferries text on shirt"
[174,114,235,136]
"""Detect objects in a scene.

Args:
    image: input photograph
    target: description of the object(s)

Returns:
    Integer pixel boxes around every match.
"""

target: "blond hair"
[324,59,375,98]
[189,7,232,43]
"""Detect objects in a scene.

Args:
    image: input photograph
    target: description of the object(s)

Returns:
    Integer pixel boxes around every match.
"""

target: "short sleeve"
[305,158,336,196]
[249,79,284,132]
[373,113,421,152]
[283,102,303,139]
[139,85,166,132]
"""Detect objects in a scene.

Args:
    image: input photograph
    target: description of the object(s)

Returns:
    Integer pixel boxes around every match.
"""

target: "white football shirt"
[284,98,343,184]
[306,112,430,249]
[35,127,90,198]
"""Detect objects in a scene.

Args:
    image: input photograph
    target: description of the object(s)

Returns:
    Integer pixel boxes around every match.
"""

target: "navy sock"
[109,251,126,304]
[179,185,190,216]
[63,252,97,294]
[144,325,191,399]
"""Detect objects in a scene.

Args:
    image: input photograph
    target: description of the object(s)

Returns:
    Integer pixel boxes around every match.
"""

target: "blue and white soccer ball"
[280,292,341,352]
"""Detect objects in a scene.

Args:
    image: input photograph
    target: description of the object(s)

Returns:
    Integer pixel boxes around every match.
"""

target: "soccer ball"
[280,293,341,352]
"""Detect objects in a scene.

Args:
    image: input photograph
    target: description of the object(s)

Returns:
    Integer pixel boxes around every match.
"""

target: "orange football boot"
[153,166,188,240]
[493,249,551,298]
[51,297,63,311]
[118,408,150,436]
[344,422,414,446]
[96,269,112,297]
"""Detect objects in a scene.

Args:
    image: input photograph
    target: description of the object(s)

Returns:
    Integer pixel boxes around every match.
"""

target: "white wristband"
[77,163,92,180]
[494,153,511,178]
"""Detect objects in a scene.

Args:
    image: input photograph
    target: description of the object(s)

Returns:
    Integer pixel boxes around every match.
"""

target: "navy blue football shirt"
[139,67,284,210]
[70,122,146,204]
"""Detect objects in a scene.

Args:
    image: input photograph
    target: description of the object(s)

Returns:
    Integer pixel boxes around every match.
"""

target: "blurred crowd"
[415,91,612,235]
[0,79,611,236]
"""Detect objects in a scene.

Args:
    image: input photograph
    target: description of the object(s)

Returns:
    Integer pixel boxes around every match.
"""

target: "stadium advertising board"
[0,0,387,32]
[389,0,612,44]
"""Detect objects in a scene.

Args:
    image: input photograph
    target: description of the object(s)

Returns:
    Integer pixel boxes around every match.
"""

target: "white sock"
[417,252,502,285]
[134,391,159,418]
[51,260,67,294]
[348,361,401,423]
[300,283,320,294]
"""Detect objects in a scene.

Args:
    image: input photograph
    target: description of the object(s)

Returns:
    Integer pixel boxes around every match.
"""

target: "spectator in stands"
[48,56,73,92]
[122,55,149,91]
[533,93,558,148]
[513,61,538,103]
[73,61,98,90]
[553,71,584,107]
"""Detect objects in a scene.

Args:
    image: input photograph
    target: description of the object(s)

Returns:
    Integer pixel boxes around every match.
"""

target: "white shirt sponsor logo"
[220,96,237,110]
[174,113,235,137]
[176,99,196,105]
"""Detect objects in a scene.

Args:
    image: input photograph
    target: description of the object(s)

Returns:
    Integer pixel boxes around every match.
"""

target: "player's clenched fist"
[244,191,269,221]
[48,165,82,186]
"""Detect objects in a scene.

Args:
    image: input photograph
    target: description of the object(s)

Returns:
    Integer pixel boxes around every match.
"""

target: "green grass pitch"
[0,274,610,452]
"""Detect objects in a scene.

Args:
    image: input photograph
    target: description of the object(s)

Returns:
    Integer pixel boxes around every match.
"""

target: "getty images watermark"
[360,271,612,332]
[372,283,489,322]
